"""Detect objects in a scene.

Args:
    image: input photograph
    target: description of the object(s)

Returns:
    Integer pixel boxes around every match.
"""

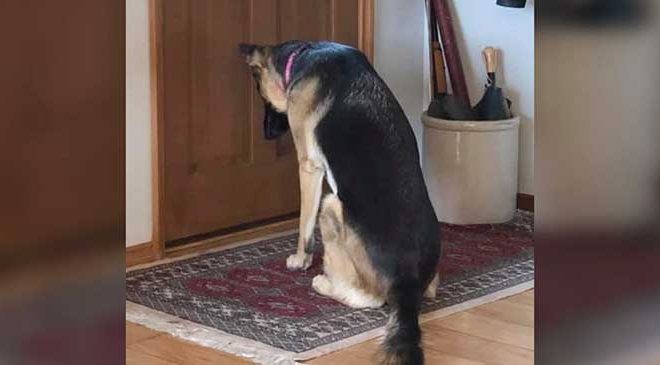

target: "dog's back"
[307,43,439,277]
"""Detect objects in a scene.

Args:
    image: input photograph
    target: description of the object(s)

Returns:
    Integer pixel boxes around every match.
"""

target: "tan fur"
[286,164,323,270]
[313,194,386,308]
[424,273,439,299]
[244,47,287,112]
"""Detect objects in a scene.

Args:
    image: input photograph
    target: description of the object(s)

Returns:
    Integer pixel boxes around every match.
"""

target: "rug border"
[126,280,534,364]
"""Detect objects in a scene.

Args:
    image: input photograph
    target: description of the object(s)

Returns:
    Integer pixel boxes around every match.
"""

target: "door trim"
[359,0,375,61]
[126,241,158,267]
[150,0,165,259]
[146,0,375,260]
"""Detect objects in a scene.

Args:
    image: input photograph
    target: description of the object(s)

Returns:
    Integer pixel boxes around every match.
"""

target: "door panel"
[278,0,331,41]
[332,0,360,47]
[159,0,367,242]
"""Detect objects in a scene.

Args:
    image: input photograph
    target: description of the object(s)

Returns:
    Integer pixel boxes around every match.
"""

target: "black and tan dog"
[239,41,441,365]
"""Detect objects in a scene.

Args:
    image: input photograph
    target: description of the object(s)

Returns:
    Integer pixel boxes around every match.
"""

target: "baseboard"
[126,241,157,268]
[517,193,534,212]
[127,218,300,268]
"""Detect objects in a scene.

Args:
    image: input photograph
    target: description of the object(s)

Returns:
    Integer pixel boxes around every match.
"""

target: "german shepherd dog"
[239,41,441,365]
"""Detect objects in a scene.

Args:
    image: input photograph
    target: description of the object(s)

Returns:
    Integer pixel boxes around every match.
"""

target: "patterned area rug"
[126,211,533,364]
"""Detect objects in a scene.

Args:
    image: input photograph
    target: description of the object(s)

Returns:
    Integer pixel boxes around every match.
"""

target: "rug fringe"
[126,301,303,365]
[126,280,533,363]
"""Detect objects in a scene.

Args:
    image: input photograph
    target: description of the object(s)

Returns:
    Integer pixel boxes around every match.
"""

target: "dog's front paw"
[286,253,313,271]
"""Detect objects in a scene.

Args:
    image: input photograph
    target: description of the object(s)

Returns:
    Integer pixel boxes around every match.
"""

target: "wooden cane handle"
[432,42,448,93]
[483,47,498,74]
[434,0,470,105]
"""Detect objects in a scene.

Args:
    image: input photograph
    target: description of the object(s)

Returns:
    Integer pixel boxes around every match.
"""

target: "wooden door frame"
[127,0,375,266]
[149,0,166,260]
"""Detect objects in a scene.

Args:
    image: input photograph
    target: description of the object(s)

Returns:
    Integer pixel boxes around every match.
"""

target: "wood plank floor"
[127,289,534,365]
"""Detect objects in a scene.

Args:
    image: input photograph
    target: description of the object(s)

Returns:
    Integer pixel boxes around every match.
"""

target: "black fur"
[245,41,441,364]
[263,103,289,140]
[238,43,258,56]
[385,279,424,365]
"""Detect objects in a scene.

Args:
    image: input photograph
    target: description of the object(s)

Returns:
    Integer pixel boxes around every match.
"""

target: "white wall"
[373,0,428,154]
[126,0,152,247]
[450,0,535,194]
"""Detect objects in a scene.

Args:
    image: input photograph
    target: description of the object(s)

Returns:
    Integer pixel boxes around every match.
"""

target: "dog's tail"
[382,278,424,365]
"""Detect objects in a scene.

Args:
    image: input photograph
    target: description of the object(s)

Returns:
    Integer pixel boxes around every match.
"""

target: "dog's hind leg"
[424,273,439,299]
[313,194,385,309]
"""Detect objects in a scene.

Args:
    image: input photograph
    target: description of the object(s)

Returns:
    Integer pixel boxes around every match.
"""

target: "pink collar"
[283,46,307,89]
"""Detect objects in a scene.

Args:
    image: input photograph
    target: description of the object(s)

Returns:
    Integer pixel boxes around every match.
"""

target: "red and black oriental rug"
[126,211,533,364]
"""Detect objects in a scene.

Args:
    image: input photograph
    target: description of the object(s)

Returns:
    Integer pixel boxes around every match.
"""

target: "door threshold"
[164,213,299,259]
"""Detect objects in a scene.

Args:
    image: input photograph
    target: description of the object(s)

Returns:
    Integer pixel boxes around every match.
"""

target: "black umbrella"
[474,47,513,121]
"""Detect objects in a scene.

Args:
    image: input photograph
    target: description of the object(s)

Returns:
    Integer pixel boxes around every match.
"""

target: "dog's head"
[239,43,289,140]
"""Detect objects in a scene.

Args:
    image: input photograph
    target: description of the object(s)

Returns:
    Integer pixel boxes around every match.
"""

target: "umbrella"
[474,47,513,120]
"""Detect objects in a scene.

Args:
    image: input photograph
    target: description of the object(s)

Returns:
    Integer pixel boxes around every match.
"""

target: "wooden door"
[157,0,372,243]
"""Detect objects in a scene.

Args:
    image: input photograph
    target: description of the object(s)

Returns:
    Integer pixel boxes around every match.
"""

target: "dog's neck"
[282,45,309,89]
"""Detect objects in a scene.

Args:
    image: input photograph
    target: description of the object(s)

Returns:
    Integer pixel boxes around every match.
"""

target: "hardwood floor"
[126,290,534,365]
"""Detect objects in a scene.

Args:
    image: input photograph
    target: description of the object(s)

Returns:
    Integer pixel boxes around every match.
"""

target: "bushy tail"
[382,279,424,365]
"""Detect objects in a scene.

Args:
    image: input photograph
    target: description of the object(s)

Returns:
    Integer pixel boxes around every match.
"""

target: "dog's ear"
[238,43,258,56]
[263,102,289,140]
[238,43,266,65]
